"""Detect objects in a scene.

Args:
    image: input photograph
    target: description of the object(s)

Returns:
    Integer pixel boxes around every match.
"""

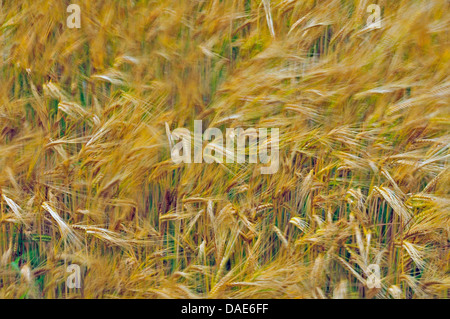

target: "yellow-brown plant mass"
[0,0,449,298]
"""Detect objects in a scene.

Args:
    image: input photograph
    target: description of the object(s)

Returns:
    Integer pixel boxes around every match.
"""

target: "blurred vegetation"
[0,0,449,298]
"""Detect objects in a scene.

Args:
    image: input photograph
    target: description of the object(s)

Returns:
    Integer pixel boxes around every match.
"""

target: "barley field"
[0,0,449,299]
